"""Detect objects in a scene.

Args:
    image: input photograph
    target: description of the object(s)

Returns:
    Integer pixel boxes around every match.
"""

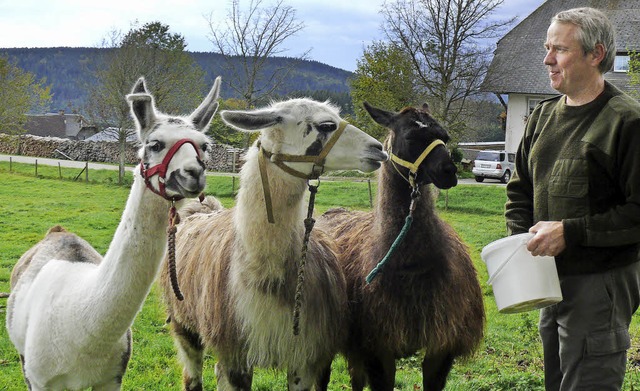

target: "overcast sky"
[0,0,544,71]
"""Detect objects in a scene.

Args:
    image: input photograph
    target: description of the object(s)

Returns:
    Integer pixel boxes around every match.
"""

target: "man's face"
[543,21,599,98]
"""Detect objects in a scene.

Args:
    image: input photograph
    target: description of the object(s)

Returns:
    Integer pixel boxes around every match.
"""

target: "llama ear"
[126,92,157,140]
[189,76,221,132]
[363,102,394,127]
[131,77,148,94]
[220,109,282,133]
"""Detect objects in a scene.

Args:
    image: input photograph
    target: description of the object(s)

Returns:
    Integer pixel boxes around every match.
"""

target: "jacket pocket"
[548,159,589,218]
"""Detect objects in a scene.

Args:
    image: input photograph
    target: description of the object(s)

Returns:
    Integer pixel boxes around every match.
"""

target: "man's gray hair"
[553,7,616,73]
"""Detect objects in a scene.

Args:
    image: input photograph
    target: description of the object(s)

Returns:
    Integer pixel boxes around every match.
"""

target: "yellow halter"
[257,120,349,223]
[388,138,446,188]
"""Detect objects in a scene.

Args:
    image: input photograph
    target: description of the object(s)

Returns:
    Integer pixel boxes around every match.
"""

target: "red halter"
[140,138,202,201]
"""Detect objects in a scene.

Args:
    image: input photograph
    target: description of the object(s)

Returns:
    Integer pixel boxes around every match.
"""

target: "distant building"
[84,127,138,143]
[481,0,640,153]
[23,111,98,140]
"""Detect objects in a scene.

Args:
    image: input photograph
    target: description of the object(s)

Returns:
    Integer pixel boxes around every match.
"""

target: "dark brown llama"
[318,102,485,391]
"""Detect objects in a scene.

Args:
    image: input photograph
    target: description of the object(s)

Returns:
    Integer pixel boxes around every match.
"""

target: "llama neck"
[90,169,171,339]
[235,150,308,278]
[374,163,439,252]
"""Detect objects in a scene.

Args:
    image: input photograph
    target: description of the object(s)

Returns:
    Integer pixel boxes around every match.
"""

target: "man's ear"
[591,43,606,66]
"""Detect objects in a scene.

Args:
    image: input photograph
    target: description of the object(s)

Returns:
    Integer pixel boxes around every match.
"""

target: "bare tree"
[381,0,514,138]
[207,0,307,110]
[86,22,205,183]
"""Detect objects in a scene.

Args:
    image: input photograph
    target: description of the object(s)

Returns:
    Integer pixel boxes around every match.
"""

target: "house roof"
[23,113,90,139]
[23,114,67,138]
[481,0,640,95]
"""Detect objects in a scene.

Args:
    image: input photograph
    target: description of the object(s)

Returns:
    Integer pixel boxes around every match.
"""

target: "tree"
[628,50,640,101]
[0,56,51,134]
[86,21,206,183]
[208,98,249,147]
[381,0,514,140]
[207,0,307,111]
[349,41,419,140]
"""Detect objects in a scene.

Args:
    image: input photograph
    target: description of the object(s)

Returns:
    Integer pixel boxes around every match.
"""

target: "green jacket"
[505,82,640,275]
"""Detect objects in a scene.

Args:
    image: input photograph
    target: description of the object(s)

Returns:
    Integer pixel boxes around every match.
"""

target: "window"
[614,55,630,73]
[476,151,501,162]
[527,98,542,115]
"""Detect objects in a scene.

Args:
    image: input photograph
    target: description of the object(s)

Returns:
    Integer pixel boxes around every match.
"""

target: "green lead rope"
[366,214,413,284]
[366,187,420,284]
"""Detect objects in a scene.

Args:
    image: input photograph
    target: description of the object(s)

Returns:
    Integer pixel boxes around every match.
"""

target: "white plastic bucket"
[481,233,562,314]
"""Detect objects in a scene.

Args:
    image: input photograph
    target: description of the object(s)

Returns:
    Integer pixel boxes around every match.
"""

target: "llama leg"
[92,331,131,391]
[171,320,205,391]
[19,355,33,391]
[421,352,454,391]
[215,360,253,391]
[286,367,316,391]
[364,353,396,391]
[313,363,332,391]
[347,355,367,391]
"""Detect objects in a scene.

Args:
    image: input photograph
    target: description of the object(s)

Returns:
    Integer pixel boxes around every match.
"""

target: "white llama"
[161,98,389,390]
[6,76,221,391]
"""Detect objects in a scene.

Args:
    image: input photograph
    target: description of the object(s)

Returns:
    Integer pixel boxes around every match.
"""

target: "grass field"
[1,162,640,390]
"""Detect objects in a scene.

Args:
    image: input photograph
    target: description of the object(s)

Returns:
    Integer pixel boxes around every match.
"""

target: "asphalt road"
[1,154,508,186]
[0,154,131,171]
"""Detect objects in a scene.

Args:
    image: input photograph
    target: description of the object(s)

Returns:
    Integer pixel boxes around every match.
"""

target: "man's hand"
[527,221,566,257]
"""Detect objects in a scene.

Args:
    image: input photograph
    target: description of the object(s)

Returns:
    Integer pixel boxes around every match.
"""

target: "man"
[505,7,640,390]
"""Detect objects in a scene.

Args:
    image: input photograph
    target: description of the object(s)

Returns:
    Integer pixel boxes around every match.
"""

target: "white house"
[481,0,640,153]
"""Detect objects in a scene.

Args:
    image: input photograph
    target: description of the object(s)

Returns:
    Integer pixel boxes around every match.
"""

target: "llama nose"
[184,167,204,178]
[186,159,206,176]
[444,161,458,175]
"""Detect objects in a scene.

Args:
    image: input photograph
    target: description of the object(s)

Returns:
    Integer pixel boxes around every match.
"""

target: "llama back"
[10,226,102,290]
[179,195,225,218]
[161,208,239,348]
[318,207,377,285]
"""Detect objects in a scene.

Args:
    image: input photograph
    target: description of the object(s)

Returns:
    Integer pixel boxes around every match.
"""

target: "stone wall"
[0,134,241,172]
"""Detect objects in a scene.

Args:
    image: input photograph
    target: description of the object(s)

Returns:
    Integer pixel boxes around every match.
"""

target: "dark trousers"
[539,261,640,390]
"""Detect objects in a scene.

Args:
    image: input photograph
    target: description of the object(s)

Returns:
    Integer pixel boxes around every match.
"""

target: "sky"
[0,0,544,72]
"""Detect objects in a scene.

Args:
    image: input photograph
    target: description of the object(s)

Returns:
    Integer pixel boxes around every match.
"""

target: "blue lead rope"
[365,215,414,284]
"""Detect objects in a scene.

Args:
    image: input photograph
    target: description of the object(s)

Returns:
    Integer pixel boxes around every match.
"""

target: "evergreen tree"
[349,41,418,140]
[0,56,51,134]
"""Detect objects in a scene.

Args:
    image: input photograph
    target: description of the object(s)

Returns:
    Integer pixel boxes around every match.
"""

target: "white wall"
[505,93,555,153]
[505,94,527,153]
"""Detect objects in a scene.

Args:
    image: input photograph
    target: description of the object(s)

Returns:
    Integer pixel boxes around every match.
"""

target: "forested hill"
[0,47,354,114]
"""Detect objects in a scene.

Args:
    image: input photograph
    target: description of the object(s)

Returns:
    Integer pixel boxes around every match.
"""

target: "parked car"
[472,150,515,183]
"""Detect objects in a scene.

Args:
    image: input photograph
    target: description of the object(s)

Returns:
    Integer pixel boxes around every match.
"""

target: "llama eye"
[148,141,164,153]
[201,143,209,153]
[316,122,337,133]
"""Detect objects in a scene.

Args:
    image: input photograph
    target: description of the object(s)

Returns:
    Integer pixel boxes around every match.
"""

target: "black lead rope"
[292,181,319,336]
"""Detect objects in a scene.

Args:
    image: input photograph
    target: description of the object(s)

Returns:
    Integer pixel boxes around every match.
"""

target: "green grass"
[1,165,640,390]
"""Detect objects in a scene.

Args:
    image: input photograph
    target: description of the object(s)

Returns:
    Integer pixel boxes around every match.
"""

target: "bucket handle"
[487,234,533,285]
